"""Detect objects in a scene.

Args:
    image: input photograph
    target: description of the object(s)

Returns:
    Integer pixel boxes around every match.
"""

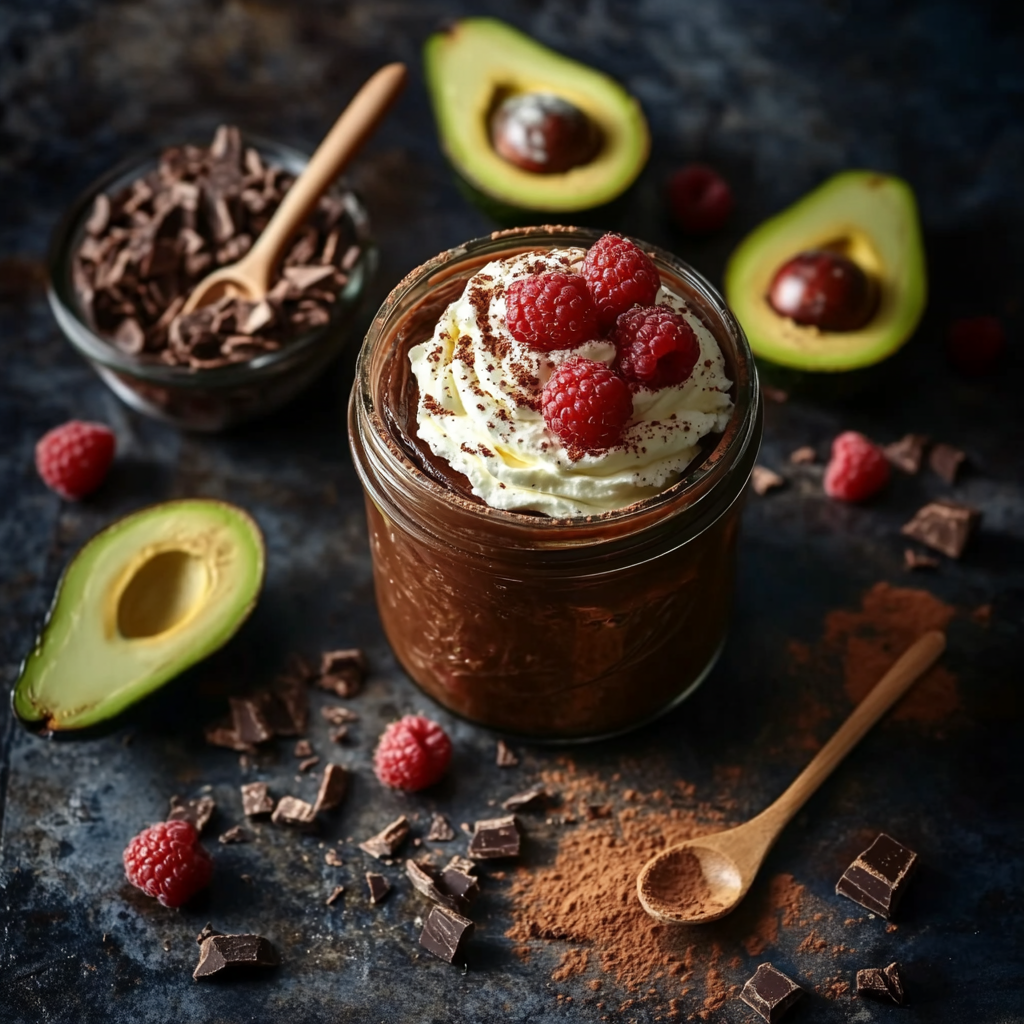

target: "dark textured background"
[1,2,1022,1022]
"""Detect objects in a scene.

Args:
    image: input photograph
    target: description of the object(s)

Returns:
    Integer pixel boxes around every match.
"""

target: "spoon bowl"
[637,630,946,925]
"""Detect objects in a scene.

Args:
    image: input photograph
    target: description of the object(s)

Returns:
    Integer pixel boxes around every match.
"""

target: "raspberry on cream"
[408,246,734,518]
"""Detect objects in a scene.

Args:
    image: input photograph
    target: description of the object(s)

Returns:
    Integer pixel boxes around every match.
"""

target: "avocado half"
[725,171,927,373]
[14,499,264,735]
[424,17,649,215]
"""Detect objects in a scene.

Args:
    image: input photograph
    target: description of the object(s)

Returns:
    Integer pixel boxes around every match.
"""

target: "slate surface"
[1,2,1022,1022]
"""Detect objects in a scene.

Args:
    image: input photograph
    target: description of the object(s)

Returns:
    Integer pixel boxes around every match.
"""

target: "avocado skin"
[12,499,265,738]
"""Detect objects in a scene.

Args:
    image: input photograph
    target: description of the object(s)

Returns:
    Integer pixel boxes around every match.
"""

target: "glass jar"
[47,136,377,432]
[349,227,761,740]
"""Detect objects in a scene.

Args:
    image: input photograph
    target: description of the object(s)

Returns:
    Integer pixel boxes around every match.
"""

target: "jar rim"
[351,225,761,548]
[46,134,376,388]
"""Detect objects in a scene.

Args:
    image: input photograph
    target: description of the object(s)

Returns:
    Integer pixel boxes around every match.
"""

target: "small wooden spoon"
[637,630,946,925]
[181,62,407,314]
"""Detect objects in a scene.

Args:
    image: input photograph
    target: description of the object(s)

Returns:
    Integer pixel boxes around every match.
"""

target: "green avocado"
[725,171,927,373]
[13,499,264,735]
[424,17,649,215]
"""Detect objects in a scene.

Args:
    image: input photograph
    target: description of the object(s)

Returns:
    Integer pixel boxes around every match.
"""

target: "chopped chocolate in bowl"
[47,128,376,431]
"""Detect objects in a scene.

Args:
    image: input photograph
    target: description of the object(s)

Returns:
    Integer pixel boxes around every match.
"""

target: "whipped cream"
[408,247,734,518]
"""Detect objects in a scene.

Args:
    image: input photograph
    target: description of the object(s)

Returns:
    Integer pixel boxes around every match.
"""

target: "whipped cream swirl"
[408,247,734,518]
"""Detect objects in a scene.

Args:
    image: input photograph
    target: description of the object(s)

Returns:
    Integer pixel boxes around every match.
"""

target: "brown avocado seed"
[490,92,601,174]
[767,249,879,332]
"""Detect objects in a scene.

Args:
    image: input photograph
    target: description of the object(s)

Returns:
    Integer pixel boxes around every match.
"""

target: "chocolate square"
[901,500,979,559]
[419,905,474,963]
[837,833,918,918]
[468,815,521,859]
[741,963,803,1022]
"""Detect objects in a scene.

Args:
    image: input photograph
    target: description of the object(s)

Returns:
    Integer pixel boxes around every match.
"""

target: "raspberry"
[35,420,115,500]
[667,164,734,234]
[123,820,213,908]
[947,316,1006,375]
[505,272,599,351]
[823,431,891,502]
[614,305,701,388]
[373,714,452,791]
[541,356,633,453]
[582,234,661,330]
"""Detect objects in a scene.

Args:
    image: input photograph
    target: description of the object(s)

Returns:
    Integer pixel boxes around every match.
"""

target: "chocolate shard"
[789,446,816,465]
[419,905,475,964]
[294,739,313,758]
[741,963,804,1022]
[856,961,906,1005]
[502,785,548,812]
[298,756,320,772]
[204,720,255,753]
[901,500,980,559]
[495,740,519,767]
[313,764,349,814]
[317,649,367,698]
[218,825,251,845]
[441,858,480,905]
[86,194,112,236]
[241,782,274,818]
[365,872,391,904]
[193,933,279,980]
[751,465,785,495]
[884,433,929,474]
[168,795,216,834]
[270,795,316,830]
[326,885,345,906]
[359,816,410,859]
[322,705,358,726]
[836,833,918,919]
[904,547,939,571]
[468,815,521,860]
[929,442,966,485]
[426,813,456,842]
[406,859,463,912]
[229,696,274,745]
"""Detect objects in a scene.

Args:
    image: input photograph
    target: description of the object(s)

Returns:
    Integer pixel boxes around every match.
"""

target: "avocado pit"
[767,248,878,333]
[490,92,602,174]
[117,549,209,639]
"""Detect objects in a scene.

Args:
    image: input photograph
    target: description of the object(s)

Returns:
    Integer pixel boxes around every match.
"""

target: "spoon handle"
[246,62,407,283]
[755,630,946,835]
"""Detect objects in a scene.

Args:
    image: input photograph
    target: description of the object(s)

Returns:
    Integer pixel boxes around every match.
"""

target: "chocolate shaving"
[901,500,980,559]
[298,755,320,773]
[359,816,410,859]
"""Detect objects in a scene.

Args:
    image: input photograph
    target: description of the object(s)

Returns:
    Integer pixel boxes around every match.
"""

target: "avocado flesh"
[425,17,649,213]
[13,499,264,734]
[725,171,927,372]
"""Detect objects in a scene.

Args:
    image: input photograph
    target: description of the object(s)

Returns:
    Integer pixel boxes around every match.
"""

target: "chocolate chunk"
[241,782,275,817]
[317,649,366,698]
[468,815,521,859]
[218,826,251,844]
[270,795,316,829]
[112,317,146,354]
[495,740,519,767]
[322,705,358,726]
[419,905,474,964]
[365,872,391,904]
[168,795,216,833]
[359,816,410,859]
[294,739,313,758]
[406,860,463,912]
[204,720,254,753]
[426,813,456,841]
[789,446,816,465]
[751,466,785,495]
[298,756,320,773]
[502,785,548,812]
[741,963,803,1022]
[193,933,279,980]
[901,500,980,559]
[284,265,337,291]
[229,696,274,746]
[324,848,344,867]
[837,833,918,919]
[86,194,111,236]
[904,548,939,571]
[929,442,966,484]
[313,764,348,814]
[441,859,480,905]
[325,885,345,906]
[884,433,929,474]
[856,961,906,1005]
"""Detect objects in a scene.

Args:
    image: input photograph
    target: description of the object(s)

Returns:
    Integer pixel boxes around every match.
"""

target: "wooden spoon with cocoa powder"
[637,630,946,924]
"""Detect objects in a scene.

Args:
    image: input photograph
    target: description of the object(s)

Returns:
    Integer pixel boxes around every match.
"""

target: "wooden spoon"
[181,62,407,314]
[637,630,946,924]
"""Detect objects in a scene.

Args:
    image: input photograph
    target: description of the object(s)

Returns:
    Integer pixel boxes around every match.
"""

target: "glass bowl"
[47,136,377,431]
